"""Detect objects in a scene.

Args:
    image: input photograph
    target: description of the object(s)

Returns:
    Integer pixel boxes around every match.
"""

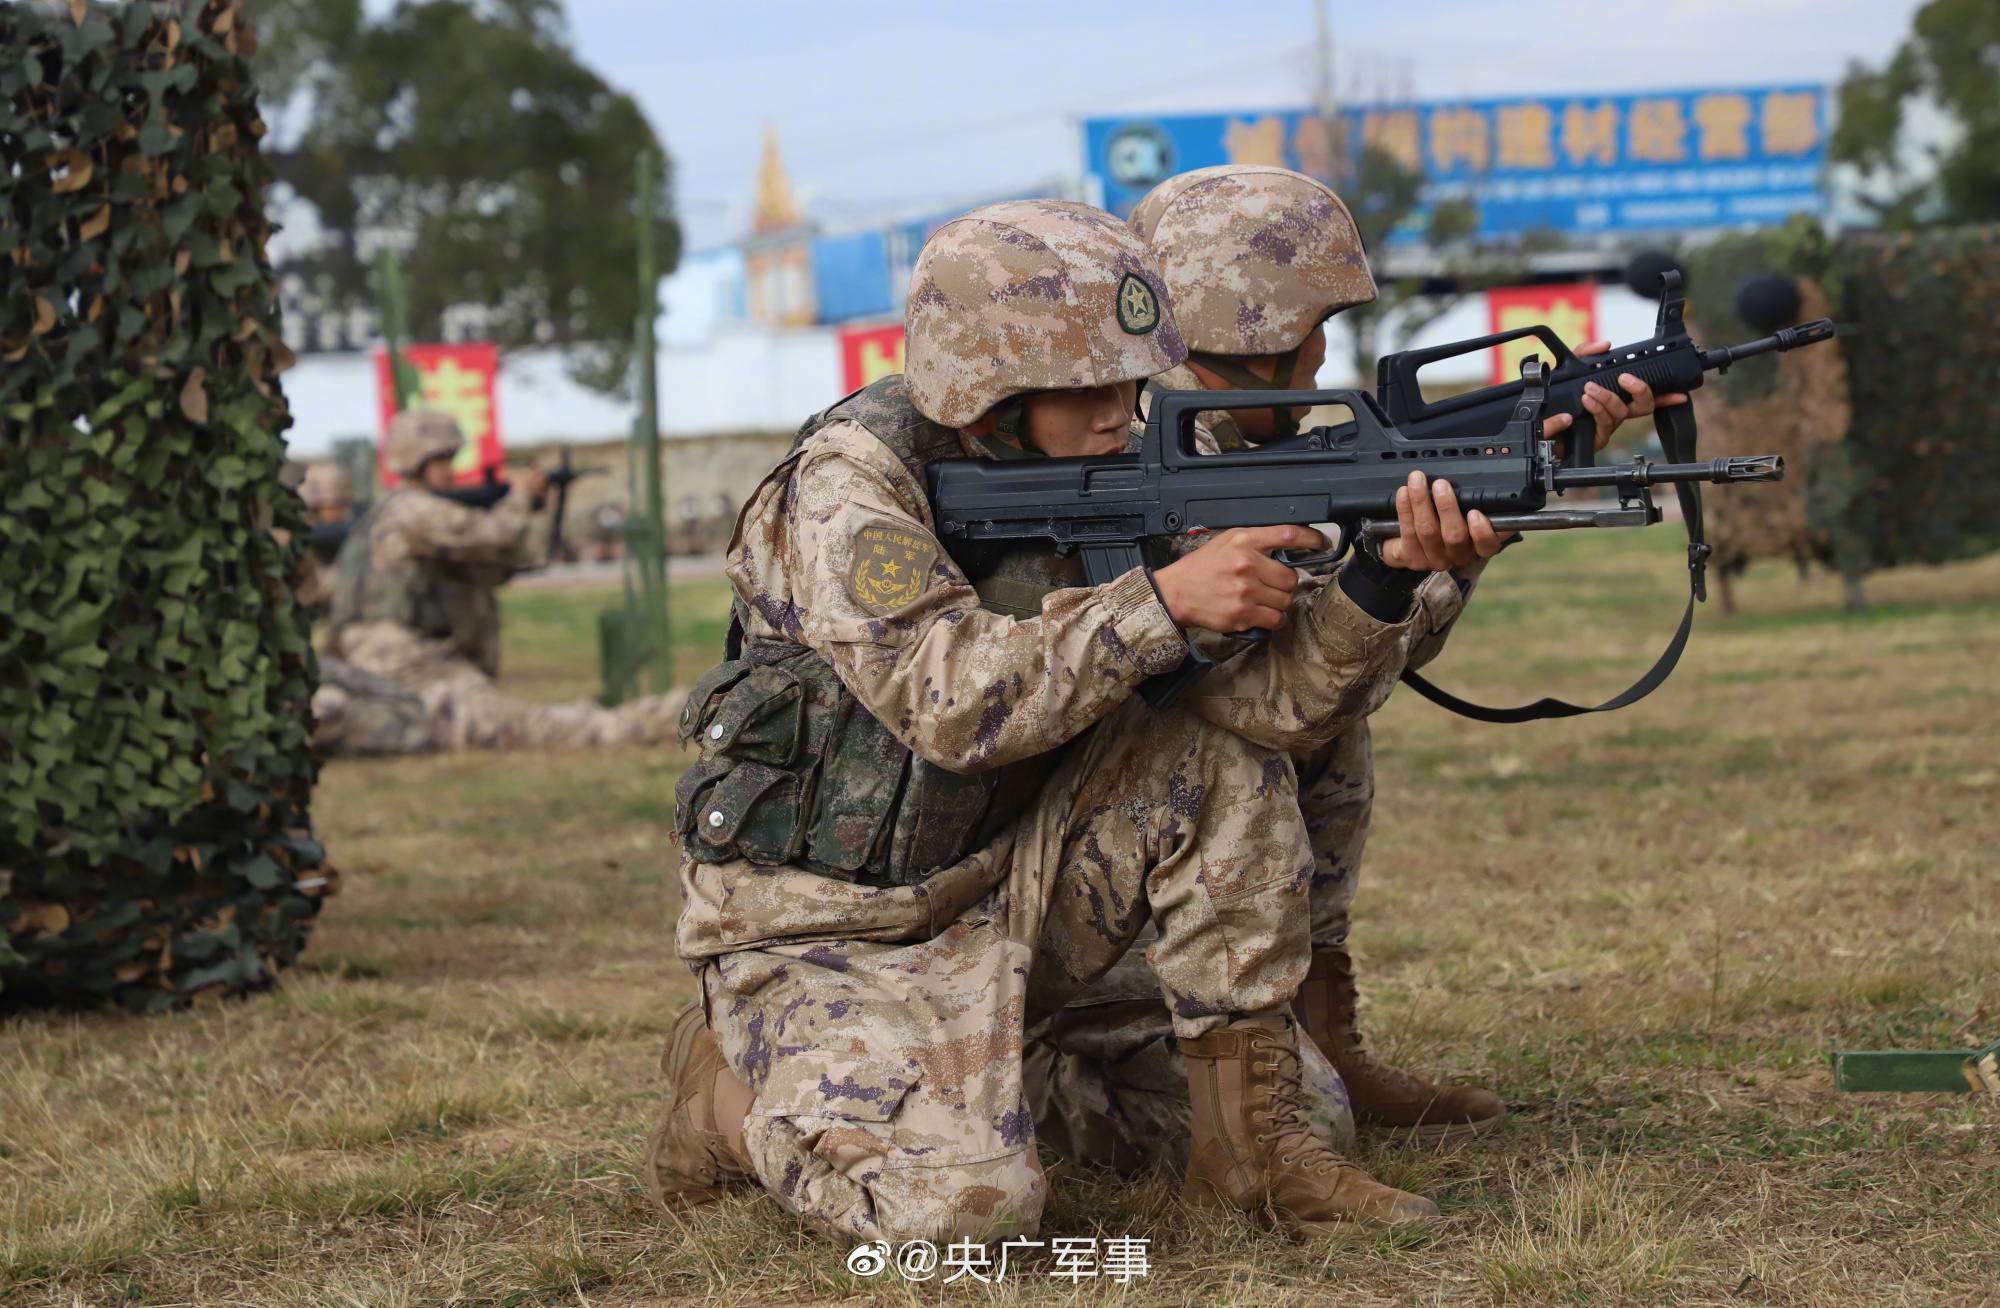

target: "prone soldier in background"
[1025,166,1687,1170]
[648,199,1511,1249]
[314,409,683,754]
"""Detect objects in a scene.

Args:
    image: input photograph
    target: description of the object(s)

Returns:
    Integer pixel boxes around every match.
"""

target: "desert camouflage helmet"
[906,199,1185,428]
[384,409,463,478]
[300,461,354,511]
[1129,165,1376,358]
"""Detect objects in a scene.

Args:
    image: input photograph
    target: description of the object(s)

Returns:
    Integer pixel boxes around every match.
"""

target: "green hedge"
[1830,225,2000,568]
[1,0,330,1010]
[1680,217,2000,574]
[1679,214,1839,407]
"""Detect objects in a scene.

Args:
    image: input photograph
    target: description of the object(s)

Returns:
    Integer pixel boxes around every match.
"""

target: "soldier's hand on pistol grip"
[1152,524,1327,633]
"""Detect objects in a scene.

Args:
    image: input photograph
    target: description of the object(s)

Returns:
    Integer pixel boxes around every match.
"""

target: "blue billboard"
[1085,86,1827,241]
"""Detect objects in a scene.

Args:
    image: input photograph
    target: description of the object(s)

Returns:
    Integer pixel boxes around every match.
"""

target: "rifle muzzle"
[1553,455,1784,491]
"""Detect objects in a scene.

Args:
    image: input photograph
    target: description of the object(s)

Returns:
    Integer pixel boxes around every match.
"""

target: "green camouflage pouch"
[676,659,816,865]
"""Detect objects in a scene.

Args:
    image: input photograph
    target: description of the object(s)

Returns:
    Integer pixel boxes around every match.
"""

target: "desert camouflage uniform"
[1021,369,1485,1175]
[309,657,435,755]
[676,199,1469,1245]
[324,486,681,752]
[680,408,1468,1244]
[1018,165,1495,1170]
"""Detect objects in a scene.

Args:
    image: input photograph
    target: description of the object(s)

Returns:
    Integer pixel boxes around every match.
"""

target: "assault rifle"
[1374,270,1832,453]
[306,447,601,564]
[928,272,1833,715]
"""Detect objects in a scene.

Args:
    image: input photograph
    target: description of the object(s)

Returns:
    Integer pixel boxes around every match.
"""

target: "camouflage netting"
[1829,224,2000,569]
[1,0,333,1011]
[1680,218,2000,585]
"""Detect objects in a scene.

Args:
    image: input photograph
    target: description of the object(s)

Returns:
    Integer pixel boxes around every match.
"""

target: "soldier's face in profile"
[1188,324,1329,444]
[1020,380,1140,458]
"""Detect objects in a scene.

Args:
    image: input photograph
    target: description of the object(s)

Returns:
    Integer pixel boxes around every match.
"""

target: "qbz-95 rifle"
[1375,269,1832,458]
[929,271,1832,716]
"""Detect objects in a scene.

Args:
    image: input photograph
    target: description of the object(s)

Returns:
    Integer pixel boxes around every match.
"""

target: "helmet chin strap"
[1186,346,1304,440]
[970,394,1046,461]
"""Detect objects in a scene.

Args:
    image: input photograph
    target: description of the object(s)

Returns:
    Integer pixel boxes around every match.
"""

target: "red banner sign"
[373,342,504,487]
[840,323,907,394]
[1486,284,1597,386]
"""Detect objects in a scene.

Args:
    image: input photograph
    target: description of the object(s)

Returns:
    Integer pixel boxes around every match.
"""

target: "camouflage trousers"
[1022,721,1373,1176]
[681,693,1318,1246]
[326,620,683,753]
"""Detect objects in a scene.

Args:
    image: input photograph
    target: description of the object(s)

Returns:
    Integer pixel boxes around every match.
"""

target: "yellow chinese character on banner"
[1429,106,1489,173]
[1696,92,1760,161]
[1224,116,1287,166]
[1562,101,1618,167]
[1629,98,1688,163]
[857,335,903,387]
[1496,296,1594,385]
[421,357,494,475]
[1496,102,1555,169]
[1761,90,1819,155]
[1361,110,1422,174]
[1292,114,1333,180]
[1694,93,1753,160]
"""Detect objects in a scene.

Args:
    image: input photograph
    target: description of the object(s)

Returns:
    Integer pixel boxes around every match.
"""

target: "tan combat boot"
[1182,1012,1438,1234]
[642,1003,754,1212]
[1295,946,1505,1142]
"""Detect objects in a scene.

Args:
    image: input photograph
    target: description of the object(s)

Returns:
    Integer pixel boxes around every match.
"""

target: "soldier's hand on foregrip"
[513,466,551,508]
[1554,338,1691,457]
[1377,472,1511,571]
[1152,524,1325,634]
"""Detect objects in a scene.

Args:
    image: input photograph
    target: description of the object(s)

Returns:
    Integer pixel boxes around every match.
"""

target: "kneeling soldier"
[322,410,683,752]
[653,200,1475,1246]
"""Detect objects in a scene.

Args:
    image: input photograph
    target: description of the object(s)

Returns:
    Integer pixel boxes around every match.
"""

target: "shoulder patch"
[849,521,940,616]
[1117,273,1160,335]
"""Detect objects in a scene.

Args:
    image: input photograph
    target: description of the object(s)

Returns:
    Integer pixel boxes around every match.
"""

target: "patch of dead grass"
[3,541,1996,1305]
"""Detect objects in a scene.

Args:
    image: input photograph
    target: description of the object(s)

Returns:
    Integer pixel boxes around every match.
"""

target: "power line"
[792,41,1314,170]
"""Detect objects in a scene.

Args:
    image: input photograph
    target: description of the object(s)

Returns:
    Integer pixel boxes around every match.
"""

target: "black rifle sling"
[1397,403,1709,724]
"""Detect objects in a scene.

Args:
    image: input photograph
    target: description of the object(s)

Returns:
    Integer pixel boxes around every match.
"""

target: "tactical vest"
[673,375,1078,888]
[326,490,459,643]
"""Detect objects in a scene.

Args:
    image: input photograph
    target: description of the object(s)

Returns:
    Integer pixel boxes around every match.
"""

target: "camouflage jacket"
[1137,365,1486,675]
[327,485,537,678]
[677,376,1467,888]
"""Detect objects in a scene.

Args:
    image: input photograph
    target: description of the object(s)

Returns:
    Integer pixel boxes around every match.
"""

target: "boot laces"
[1250,1032,1357,1179]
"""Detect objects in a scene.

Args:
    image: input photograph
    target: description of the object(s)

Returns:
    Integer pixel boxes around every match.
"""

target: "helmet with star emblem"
[1129,164,1376,357]
[905,199,1186,428]
[384,409,464,479]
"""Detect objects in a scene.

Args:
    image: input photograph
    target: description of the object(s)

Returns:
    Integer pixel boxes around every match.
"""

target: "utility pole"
[373,247,422,413]
[1314,0,1342,187]
[600,150,673,705]
[635,148,670,691]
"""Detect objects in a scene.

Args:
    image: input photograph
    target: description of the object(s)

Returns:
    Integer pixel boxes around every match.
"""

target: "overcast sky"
[551,0,1925,250]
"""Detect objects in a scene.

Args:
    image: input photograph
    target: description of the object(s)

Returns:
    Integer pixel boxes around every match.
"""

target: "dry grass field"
[3,531,1996,1307]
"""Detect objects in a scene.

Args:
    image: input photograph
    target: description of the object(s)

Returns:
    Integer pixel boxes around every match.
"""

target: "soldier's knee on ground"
[742,1114,1045,1247]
